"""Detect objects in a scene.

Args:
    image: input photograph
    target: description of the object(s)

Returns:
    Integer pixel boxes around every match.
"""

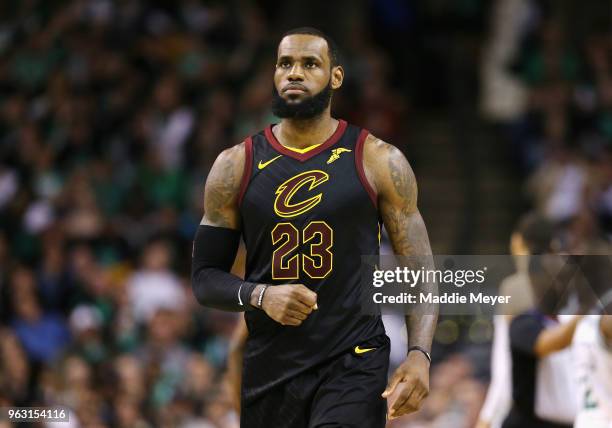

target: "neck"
[275,109,337,150]
[513,254,529,273]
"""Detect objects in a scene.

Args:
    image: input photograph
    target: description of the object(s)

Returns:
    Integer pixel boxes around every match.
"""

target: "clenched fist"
[250,284,317,326]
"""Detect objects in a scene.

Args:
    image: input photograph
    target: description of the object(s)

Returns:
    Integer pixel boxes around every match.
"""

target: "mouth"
[283,84,308,95]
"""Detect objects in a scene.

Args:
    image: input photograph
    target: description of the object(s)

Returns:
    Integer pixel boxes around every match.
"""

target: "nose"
[287,63,304,81]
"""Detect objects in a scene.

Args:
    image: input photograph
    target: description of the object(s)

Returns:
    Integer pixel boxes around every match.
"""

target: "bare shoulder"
[363,133,393,154]
[362,133,416,203]
[213,141,246,168]
[202,142,246,228]
[208,142,246,197]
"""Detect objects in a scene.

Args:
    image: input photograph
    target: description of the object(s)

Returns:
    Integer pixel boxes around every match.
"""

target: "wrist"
[407,346,431,365]
[249,284,263,307]
[249,284,267,309]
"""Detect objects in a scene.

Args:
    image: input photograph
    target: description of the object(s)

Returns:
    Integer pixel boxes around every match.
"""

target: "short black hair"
[515,212,556,254]
[281,27,340,67]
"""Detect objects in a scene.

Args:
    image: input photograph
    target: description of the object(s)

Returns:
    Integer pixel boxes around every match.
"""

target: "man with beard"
[191,27,438,427]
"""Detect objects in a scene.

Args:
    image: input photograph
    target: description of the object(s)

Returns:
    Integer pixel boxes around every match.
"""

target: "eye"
[278,61,291,68]
[305,61,317,69]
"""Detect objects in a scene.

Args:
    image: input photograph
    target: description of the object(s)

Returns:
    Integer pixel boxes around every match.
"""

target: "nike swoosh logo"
[258,155,282,170]
[354,345,376,354]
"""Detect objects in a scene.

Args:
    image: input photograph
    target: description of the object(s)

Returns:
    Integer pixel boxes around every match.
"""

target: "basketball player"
[572,258,612,428]
[192,27,438,427]
[476,213,543,428]
[573,313,612,428]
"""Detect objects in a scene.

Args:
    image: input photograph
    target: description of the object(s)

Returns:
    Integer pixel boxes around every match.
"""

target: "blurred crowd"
[486,0,612,247]
[0,0,409,427]
[518,20,612,248]
[0,0,609,427]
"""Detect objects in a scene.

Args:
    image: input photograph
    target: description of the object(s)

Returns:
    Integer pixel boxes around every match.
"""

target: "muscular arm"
[191,143,259,311]
[364,135,438,418]
[364,135,438,356]
[193,143,318,320]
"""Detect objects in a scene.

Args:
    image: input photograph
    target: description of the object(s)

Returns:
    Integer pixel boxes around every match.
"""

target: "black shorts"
[240,334,390,428]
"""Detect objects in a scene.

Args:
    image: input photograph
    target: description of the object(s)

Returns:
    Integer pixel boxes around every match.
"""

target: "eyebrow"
[277,54,323,63]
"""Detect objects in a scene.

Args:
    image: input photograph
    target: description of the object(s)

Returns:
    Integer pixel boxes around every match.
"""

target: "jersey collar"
[264,119,348,162]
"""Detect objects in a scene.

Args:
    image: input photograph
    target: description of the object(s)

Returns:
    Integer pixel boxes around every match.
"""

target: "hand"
[382,350,430,419]
[255,284,317,326]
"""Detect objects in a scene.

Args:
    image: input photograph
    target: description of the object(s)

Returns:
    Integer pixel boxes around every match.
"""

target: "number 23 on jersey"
[271,221,333,280]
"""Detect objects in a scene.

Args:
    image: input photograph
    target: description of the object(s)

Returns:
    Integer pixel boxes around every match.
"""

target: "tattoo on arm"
[389,149,414,200]
[372,139,439,354]
[202,143,244,229]
[379,143,427,256]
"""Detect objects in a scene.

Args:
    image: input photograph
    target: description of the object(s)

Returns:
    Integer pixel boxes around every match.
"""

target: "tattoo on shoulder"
[204,143,244,227]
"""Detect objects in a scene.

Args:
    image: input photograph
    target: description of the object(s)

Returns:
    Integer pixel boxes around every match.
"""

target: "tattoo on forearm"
[382,206,428,256]
[379,144,438,353]
[384,208,438,350]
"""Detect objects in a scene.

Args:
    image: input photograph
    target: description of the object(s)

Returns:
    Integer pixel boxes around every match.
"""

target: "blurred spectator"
[127,239,186,323]
[592,146,612,239]
[112,394,151,428]
[0,329,31,405]
[526,145,588,222]
[9,266,71,364]
[68,304,109,364]
[37,237,72,315]
[0,231,9,322]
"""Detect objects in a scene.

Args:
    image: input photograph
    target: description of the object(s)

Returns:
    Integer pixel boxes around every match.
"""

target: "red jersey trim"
[355,129,378,208]
[238,137,253,207]
[264,119,348,162]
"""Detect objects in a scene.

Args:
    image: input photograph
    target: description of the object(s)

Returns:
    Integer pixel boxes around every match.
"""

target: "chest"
[242,150,365,224]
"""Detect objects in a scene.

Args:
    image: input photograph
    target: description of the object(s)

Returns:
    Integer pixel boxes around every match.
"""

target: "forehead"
[277,34,329,62]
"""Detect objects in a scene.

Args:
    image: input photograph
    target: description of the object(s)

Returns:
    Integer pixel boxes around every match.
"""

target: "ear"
[330,66,344,90]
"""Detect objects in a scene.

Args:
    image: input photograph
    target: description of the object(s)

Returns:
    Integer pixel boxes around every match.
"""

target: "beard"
[271,79,333,119]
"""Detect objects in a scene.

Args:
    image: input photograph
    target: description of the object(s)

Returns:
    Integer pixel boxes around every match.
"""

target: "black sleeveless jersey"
[238,119,386,403]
